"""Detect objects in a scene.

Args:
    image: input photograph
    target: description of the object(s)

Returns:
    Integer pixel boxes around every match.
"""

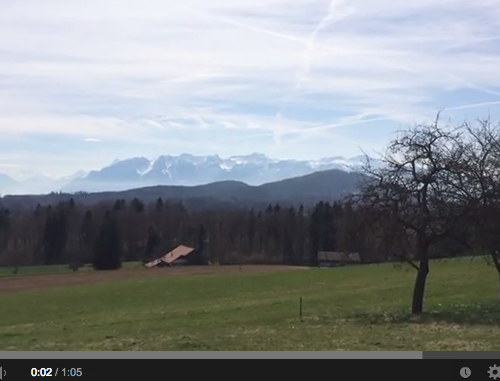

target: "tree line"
[0,195,407,270]
[0,176,479,273]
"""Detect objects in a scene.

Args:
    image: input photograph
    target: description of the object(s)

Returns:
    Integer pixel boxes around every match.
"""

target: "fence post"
[299,297,303,322]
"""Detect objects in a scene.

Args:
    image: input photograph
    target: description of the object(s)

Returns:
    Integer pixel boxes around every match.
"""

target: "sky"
[1,0,500,178]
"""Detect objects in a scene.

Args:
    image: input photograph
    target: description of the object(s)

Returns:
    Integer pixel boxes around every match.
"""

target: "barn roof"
[161,244,195,264]
[318,251,361,262]
[144,244,195,268]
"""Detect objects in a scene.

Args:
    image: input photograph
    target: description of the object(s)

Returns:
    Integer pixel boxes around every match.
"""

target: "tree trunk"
[491,252,500,301]
[497,273,500,302]
[412,236,430,314]
[411,260,429,314]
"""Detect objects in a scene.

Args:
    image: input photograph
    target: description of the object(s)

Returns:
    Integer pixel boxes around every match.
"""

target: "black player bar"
[1,359,499,381]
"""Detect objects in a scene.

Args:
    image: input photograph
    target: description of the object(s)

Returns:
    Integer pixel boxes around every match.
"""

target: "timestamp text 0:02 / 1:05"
[31,368,83,377]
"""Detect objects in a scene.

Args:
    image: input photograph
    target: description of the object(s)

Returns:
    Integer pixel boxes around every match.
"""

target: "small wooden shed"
[317,251,361,267]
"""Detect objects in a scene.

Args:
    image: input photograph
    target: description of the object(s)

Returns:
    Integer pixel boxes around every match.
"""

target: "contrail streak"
[442,35,500,52]
[291,0,349,93]
[216,115,397,144]
[164,72,236,84]
[219,17,306,44]
[444,100,500,111]
[182,6,305,44]
[444,72,500,99]
[438,35,500,101]
[273,0,353,145]
[291,115,404,135]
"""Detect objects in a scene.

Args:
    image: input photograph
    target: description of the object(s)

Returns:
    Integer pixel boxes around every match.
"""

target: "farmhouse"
[145,244,203,268]
[317,251,361,267]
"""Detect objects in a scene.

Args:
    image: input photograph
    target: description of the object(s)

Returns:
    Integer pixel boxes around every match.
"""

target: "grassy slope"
[1,258,499,350]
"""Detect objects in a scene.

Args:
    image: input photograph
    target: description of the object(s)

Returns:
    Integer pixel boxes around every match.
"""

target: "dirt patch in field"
[0,265,307,295]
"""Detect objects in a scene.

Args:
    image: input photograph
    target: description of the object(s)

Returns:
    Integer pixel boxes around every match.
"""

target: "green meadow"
[1,257,499,350]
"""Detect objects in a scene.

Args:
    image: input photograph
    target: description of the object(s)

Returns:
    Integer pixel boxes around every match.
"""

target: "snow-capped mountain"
[0,153,381,195]
[61,153,380,193]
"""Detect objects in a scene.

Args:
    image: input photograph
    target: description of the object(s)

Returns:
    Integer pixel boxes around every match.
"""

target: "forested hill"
[0,169,366,210]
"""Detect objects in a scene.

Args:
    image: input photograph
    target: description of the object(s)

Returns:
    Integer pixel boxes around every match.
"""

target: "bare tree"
[354,114,475,314]
[459,118,500,298]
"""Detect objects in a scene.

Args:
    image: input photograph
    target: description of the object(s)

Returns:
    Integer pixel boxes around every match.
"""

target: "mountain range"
[0,168,367,210]
[0,153,379,195]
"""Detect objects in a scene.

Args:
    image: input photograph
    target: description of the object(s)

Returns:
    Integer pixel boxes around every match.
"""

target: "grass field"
[1,257,500,351]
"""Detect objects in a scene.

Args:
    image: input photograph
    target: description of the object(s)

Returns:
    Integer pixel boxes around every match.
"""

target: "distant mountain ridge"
[62,153,378,193]
[0,168,367,210]
[0,153,381,195]
[0,171,88,196]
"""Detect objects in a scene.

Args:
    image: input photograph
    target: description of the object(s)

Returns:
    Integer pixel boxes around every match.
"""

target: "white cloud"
[0,0,499,176]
